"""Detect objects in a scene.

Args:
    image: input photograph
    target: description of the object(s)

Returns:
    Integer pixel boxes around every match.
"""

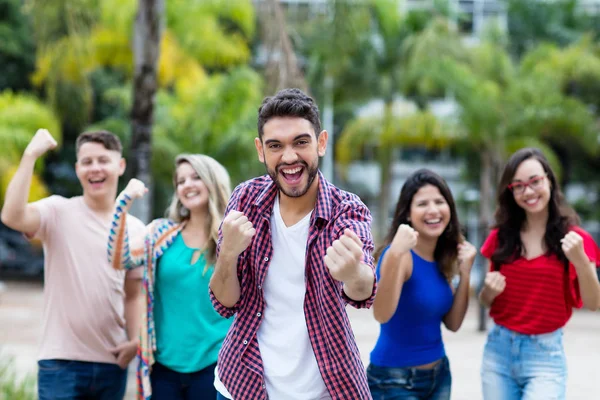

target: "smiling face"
[510,158,551,215]
[409,184,451,240]
[75,142,125,201]
[255,116,327,198]
[175,161,209,212]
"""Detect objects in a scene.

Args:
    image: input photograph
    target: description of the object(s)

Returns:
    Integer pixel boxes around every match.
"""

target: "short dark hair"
[257,88,321,139]
[75,130,123,155]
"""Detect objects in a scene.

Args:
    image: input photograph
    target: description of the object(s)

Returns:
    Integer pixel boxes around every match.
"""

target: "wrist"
[387,247,409,262]
[343,262,370,286]
[219,249,240,265]
[21,152,38,164]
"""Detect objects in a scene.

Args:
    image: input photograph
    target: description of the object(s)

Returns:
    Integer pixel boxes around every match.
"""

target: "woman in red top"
[478,147,600,400]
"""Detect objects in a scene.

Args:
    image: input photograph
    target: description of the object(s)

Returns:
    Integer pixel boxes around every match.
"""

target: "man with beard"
[210,88,377,400]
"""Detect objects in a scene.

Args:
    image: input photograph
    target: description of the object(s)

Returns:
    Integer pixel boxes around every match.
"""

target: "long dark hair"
[375,169,462,279]
[491,148,579,271]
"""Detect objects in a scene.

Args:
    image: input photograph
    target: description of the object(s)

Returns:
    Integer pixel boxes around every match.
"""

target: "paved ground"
[1,281,599,399]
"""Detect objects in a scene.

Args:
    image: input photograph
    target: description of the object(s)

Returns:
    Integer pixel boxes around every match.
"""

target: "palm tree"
[128,0,164,223]
[438,39,598,230]
[0,92,62,204]
[331,2,465,238]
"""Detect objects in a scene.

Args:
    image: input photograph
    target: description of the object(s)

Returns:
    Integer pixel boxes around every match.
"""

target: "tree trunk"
[479,147,495,232]
[262,0,307,94]
[477,147,496,332]
[129,0,164,223]
[376,101,395,242]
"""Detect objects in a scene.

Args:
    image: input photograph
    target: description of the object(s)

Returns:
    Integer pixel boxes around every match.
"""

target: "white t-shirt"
[215,196,330,399]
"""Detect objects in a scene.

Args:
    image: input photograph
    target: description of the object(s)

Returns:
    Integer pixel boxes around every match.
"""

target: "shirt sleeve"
[480,229,499,263]
[210,183,246,318]
[567,226,599,309]
[28,195,66,241]
[124,216,146,280]
[332,201,377,309]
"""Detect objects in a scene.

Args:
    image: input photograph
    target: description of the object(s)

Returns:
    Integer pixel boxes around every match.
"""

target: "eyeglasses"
[507,175,546,195]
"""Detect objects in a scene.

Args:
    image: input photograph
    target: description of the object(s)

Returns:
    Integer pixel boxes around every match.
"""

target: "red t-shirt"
[480,226,599,335]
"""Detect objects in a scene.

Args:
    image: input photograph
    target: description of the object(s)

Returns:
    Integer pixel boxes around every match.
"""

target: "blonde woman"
[108,154,233,400]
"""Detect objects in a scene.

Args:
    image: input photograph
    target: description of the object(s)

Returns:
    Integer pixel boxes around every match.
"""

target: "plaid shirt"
[210,172,376,400]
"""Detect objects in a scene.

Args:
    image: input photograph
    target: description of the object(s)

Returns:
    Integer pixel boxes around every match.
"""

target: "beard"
[265,158,319,198]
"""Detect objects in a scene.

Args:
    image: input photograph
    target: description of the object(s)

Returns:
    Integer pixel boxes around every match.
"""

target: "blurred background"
[1,0,600,398]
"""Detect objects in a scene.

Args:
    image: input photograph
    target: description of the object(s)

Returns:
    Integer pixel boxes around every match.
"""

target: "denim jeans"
[37,359,127,400]
[150,361,217,400]
[481,324,567,400]
[367,356,452,400]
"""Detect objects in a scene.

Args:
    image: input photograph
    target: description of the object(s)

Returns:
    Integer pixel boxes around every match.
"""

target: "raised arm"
[107,179,149,270]
[327,202,377,308]
[372,224,418,323]
[1,129,57,233]
[562,231,600,311]
[209,210,255,317]
[442,241,477,332]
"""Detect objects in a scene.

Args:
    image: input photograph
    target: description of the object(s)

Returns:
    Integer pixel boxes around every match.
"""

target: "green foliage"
[506,0,600,57]
[0,0,36,91]
[0,355,36,400]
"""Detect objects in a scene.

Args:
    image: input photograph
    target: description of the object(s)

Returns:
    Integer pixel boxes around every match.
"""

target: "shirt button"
[257,312,262,317]
[258,285,262,290]
[243,340,248,345]
[262,384,266,389]
[264,257,269,262]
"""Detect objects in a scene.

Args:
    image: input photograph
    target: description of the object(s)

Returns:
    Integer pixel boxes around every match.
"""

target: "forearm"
[124,289,143,343]
[210,253,241,308]
[1,154,36,228]
[573,260,600,310]
[108,193,135,269]
[444,273,470,332]
[373,252,405,323]
[343,263,375,302]
[478,286,496,308]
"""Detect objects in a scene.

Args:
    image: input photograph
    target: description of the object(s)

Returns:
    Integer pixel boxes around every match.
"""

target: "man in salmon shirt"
[1,129,145,400]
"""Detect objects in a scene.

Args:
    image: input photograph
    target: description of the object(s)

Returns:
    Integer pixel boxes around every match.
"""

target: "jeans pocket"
[533,333,563,354]
[367,365,413,390]
[38,359,75,372]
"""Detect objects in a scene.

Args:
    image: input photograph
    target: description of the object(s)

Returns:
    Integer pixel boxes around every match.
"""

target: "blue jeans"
[367,356,452,400]
[481,324,567,400]
[38,359,127,400]
[150,361,217,400]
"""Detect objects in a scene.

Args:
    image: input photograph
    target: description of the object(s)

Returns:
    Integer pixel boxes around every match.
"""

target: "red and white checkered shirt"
[210,172,376,400]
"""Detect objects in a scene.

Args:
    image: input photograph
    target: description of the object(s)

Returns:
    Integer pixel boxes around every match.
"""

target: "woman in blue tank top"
[367,169,477,400]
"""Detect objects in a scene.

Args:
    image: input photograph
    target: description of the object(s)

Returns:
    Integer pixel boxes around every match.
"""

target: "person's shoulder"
[231,175,272,204]
[487,228,499,238]
[36,195,78,211]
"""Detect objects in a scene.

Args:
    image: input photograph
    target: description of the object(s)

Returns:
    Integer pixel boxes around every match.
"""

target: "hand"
[325,229,364,283]
[483,271,506,299]
[110,339,138,369]
[389,224,418,257]
[24,129,57,158]
[123,178,148,200]
[457,240,477,275]
[220,211,255,259]
[561,231,588,266]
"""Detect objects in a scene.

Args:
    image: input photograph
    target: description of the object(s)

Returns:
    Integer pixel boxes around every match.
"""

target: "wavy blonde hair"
[166,154,232,267]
